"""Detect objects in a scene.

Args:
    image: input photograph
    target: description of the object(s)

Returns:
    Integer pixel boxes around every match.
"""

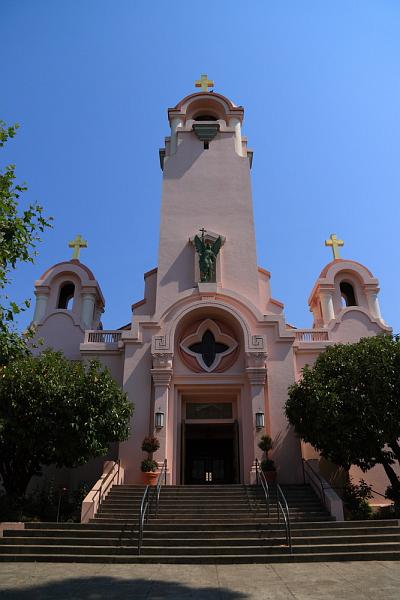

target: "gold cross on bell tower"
[195,74,214,92]
[325,233,344,259]
[69,234,88,260]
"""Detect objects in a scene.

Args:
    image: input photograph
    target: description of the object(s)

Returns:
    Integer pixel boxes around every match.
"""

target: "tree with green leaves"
[0,350,133,497]
[0,120,52,362]
[285,334,400,503]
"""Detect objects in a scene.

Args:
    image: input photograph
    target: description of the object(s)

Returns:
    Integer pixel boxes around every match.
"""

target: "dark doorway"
[182,422,240,484]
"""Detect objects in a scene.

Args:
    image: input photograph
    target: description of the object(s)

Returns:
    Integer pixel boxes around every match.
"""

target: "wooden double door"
[182,421,240,485]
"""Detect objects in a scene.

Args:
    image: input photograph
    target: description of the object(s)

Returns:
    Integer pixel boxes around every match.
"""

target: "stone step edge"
[0,551,399,563]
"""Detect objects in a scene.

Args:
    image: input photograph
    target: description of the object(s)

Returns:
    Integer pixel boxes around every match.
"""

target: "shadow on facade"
[0,575,249,599]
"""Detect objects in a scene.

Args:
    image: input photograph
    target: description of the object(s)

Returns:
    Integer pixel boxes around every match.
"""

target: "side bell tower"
[31,235,105,359]
[308,233,389,340]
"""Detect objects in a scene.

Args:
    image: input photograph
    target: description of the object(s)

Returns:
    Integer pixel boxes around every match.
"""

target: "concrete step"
[97,505,328,518]
[1,482,398,564]
[141,519,395,532]
[140,533,400,547]
[0,550,399,564]
[138,526,400,539]
[139,542,400,556]
[0,537,138,547]
[4,529,138,539]
[91,513,335,526]
[0,541,398,557]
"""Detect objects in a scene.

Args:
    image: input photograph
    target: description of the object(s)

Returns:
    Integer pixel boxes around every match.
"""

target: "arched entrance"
[169,306,252,485]
[151,300,268,485]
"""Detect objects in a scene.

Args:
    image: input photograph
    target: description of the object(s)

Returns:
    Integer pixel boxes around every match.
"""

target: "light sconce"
[255,412,265,429]
[155,411,164,429]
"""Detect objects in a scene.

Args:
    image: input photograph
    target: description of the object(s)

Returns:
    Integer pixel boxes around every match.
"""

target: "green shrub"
[141,436,160,453]
[343,479,373,520]
[258,435,273,453]
[141,459,158,473]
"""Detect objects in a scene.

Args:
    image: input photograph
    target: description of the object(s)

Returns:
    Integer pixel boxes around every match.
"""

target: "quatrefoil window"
[180,319,237,372]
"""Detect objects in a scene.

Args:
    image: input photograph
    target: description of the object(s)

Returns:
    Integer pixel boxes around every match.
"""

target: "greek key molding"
[248,335,265,350]
[152,334,171,354]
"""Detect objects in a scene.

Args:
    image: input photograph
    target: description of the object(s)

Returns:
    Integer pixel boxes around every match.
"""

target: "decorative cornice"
[245,351,268,369]
[151,369,173,387]
[152,352,174,369]
[246,367,267,385]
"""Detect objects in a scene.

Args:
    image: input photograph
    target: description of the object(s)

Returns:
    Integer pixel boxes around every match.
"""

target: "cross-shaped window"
[189,330,229,368]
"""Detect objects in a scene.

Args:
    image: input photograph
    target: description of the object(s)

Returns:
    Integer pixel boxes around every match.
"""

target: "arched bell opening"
[340,281,357,307]
[185,98,228,124]
[57,282,75,310]
[193,114,218,121]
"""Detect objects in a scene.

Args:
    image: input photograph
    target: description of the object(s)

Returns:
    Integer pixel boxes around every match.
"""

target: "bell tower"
[31,236,105,359]
[155,80,260,314]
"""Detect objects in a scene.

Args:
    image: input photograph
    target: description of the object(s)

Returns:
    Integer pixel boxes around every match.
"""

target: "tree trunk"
[389,439,400,463]
[381,460,400,501]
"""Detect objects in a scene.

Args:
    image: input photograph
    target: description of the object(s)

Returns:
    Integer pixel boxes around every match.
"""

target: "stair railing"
[255,458,270,517]
[153,459,167,518]
[137,485,150,554]
[302,458,327,508]
[276,483,292,553]
[137,459,167,555]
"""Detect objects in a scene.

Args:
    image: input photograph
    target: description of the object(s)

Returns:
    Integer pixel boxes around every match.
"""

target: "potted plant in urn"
[140,436,160,485]
[258,435,277,483]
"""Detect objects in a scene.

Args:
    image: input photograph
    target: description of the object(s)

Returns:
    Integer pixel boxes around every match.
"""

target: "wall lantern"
[155,411,164,429]
[255,412,265,429]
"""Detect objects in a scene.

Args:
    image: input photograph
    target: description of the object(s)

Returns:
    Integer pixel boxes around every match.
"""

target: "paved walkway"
[0,561,399,599]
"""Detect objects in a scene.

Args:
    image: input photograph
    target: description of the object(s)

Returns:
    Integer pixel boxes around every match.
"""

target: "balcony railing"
[295,330,329,342]
[85,331,122,344]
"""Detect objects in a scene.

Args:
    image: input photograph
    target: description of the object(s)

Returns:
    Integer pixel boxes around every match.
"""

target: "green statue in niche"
[194,228,222,283]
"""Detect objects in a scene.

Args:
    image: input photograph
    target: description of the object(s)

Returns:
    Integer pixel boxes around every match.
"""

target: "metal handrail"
[302,459,326,507]
[153,459,168,518]
[276,483,292,553]
[137,485,151,554]
[255,458,270,517]
[137,459,167,555]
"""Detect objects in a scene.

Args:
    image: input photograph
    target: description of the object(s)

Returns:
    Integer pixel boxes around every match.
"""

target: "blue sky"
[2,1,400,331]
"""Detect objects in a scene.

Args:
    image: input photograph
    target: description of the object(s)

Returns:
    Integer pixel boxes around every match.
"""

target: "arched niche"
[57,281,75,310]
[340,281,357,307]
[333,270,366,315]
[185,98,228,124]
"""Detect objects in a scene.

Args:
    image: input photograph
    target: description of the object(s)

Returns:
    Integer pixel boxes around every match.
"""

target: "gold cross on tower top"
[325,233,344,259]
[195,74,214,92]
[69,234,88,260]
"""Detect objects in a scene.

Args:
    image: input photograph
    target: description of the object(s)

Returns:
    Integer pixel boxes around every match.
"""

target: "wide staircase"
[1,484,399,562]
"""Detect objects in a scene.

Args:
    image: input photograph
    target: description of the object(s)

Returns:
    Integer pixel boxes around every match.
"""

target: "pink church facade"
[31,89,393,500]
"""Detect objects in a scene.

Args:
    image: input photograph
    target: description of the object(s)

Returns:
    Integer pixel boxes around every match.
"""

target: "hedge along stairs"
[0,484,399,563]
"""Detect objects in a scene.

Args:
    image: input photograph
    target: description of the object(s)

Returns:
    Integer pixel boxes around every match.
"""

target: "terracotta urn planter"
[142,471,159,486]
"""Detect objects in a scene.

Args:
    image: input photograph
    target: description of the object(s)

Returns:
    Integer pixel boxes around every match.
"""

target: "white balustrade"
[295,330,329,342]
[85,331,122,344]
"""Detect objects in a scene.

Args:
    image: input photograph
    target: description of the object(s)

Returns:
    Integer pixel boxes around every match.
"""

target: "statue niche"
[193,228,223,283]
